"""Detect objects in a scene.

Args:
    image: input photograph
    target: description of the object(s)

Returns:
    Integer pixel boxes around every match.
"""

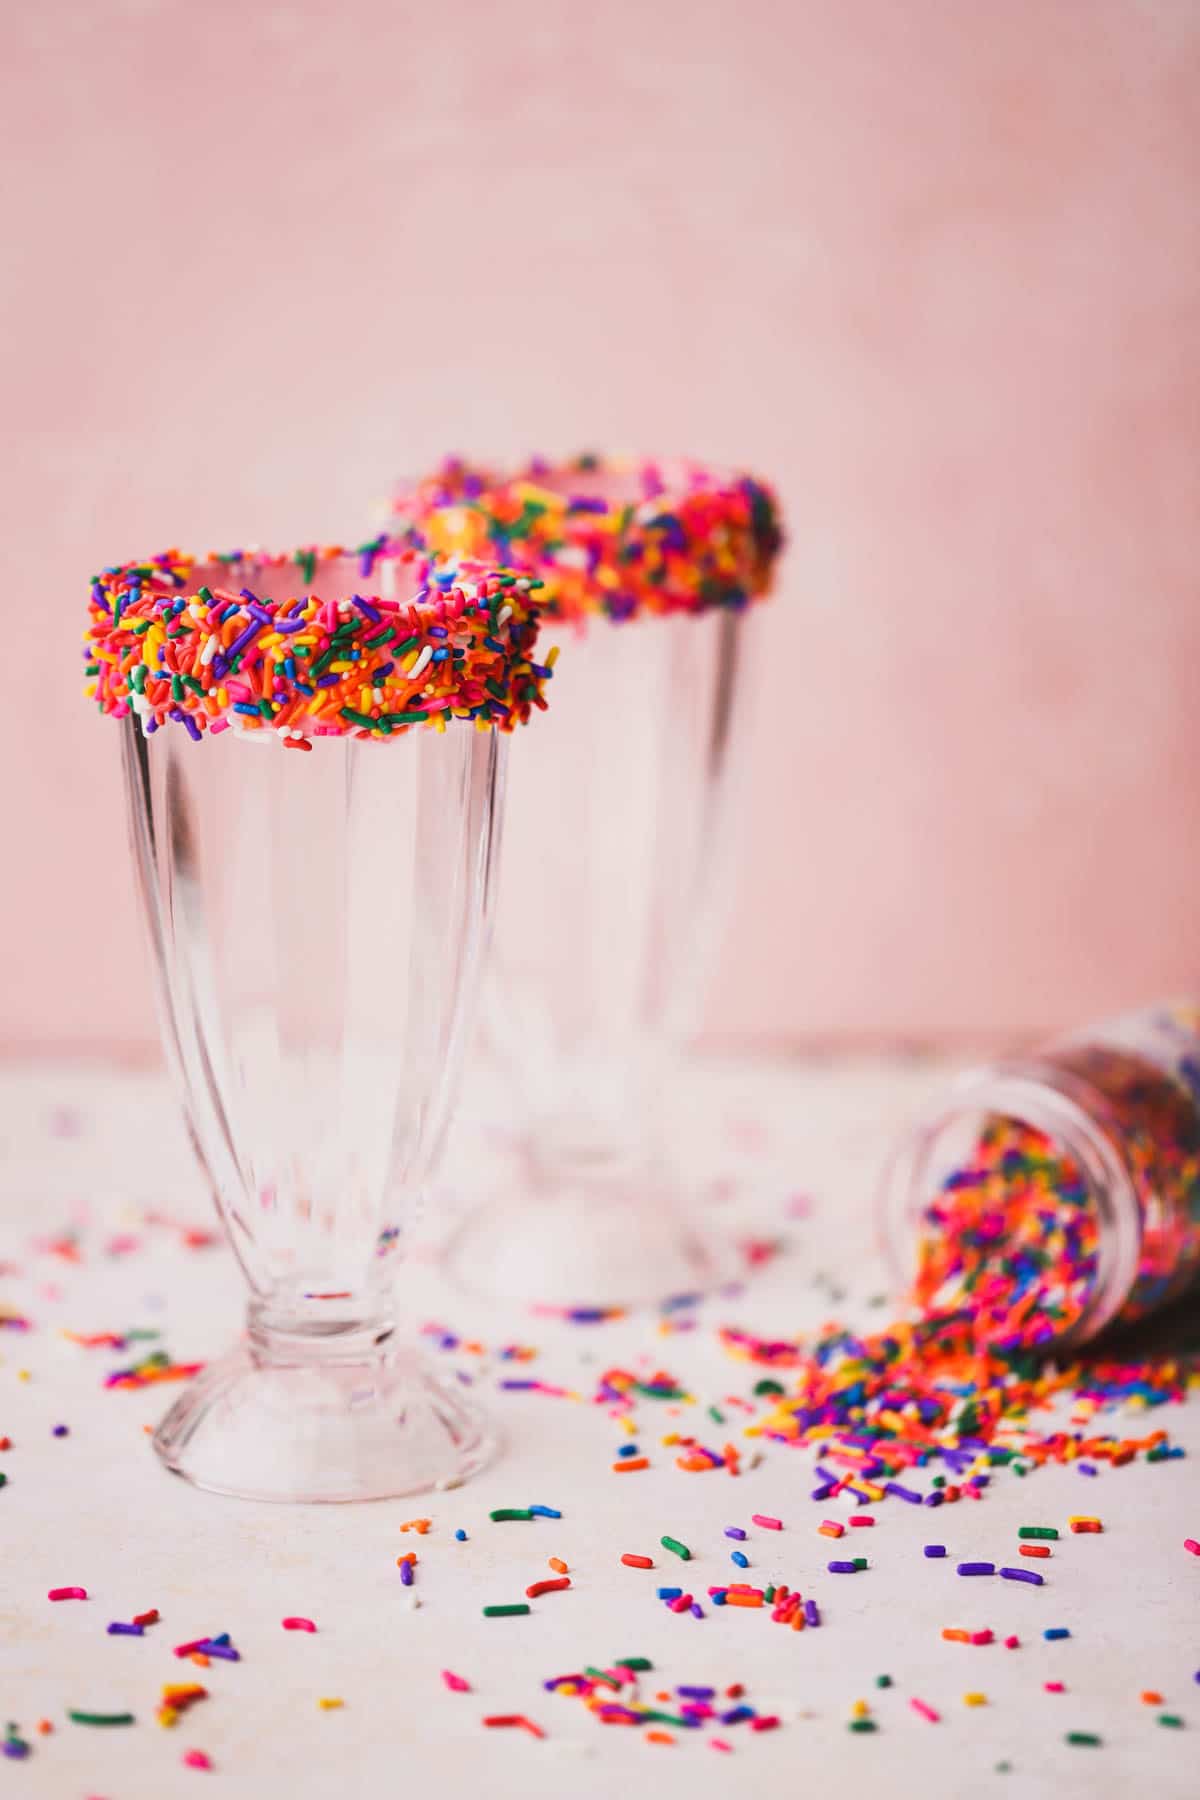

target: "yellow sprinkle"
[318,1697,343,1710]
[545,645,560,668]
[17,1370,30,1382]
[963,1693,987,1707]
[851,1699,870,1719]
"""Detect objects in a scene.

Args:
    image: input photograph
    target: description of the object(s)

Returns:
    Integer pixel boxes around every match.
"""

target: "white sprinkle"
[407,644,434,681]
[199,634,220,667]
[496,605,513,627]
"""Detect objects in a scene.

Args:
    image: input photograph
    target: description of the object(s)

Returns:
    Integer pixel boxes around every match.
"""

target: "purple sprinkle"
[924,1491,945,1508]
[677,1686,716,1700]
[352,594,382,623]
[724,1528,747,1541]
[400,1561,413,1586]
[811,1483,835,1502]
[886,1482,922,1504]
[52,1424,68,1437]
[923,1545,946,1558]
[721,1706,755,1726]
[957,1562,995,1576]
[804,1599,821,1627]
[827,1560,858,1574]
[2,1741,29,1761]
[107,1621,144,1636]
[999,1567,1044,1586]
[1077,1462,1098,1477]
[689,1602,705,1619]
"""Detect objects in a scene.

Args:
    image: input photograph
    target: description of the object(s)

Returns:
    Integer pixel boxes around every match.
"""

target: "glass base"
[445,1174,737,1310]
[153,1327,496,1503]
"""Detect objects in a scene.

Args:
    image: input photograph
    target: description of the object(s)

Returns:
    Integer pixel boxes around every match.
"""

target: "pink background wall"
[4,1,1199,1055]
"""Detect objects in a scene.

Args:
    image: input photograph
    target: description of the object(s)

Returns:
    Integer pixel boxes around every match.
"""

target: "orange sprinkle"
[645,1730,675,1745]
[942,1629,970,1643]
[549,1557,568,1574]
[1141,1690,1164,1705]
[725,1592,763,1609]
[613,1457,650,1473]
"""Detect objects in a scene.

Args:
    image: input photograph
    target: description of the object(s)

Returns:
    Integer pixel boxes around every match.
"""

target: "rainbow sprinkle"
[391,454,783,625]
[84,544,550,743]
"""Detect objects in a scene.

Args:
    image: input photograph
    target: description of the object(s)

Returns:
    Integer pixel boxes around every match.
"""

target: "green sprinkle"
[995,1761,1012,1773]
[616,1657,652,1672]
[849,1719,878,1733]
[0,1472,6,1488]
[482,1604,530,1618]
[764,1585,776,1604]
[489,1508,534,1522]
[852,1557,868,1570]
[753,1378,785,1397]
[708,1405,726,1425]
[1065,1732,1101,1747]
[876,1675,892,1688]
[1018,1527,1059,1540]
[584,1667,621,1689]
[1158,1714,1184,1728]
[660,1535,690,1561]
[642,1711,692,1728]
[338,707,378,731]
[67,1710,135,1727]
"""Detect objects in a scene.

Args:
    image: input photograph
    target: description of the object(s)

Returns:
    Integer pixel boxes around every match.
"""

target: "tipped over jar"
[882,1003,1200,1352]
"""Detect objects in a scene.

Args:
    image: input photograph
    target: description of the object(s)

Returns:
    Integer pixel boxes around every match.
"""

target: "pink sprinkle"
[209,719,231,736]
[182,1749,212,1770]
[1004,1635,1020,1649]
[970,1629,994,1646]
[281,1617,316,1632]
[710,1738,734,1753]
[751,1514,782,1531]
[441,1671,471,1693]
[750,1715,780,1732]
[47,1587,87,1602]
[1185,1539,1200,1556]
[1045,1681,1065,1693]
[849,1514,875,1527]
[910,1698,940,1723]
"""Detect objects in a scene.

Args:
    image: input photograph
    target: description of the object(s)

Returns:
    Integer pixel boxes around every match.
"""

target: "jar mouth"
[879,1062,1142,1353]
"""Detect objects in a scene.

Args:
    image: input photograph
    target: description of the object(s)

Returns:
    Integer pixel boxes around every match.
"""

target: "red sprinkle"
[1004,1636,1020,1649]
[483,1715,544,1738]
[620,1555,654,1569]
[133,1609,160,1627]
[849,1514,875,1527]
[524,1578,571,1598]
[751,1715,780,1732]
[1185,1539,1200,1556]
[282,1617,316,1632]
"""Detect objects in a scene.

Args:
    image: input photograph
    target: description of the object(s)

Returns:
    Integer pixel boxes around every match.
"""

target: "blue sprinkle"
[657,1587,682,1601]
[528,1505,562,1519]
[1044,1627,1070,1641]
[731,1550,749,1568]
[617,1445,640,1459]
[454,1529,467,1541]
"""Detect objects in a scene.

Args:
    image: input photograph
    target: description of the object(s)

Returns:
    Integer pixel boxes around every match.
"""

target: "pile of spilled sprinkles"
[83,541,552,743]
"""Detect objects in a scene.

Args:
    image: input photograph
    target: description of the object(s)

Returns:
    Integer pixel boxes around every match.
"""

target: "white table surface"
[0,1055,1196,1800]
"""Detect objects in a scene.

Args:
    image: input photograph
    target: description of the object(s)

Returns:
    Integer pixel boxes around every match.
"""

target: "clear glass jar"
[882,1002,1200,1350]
